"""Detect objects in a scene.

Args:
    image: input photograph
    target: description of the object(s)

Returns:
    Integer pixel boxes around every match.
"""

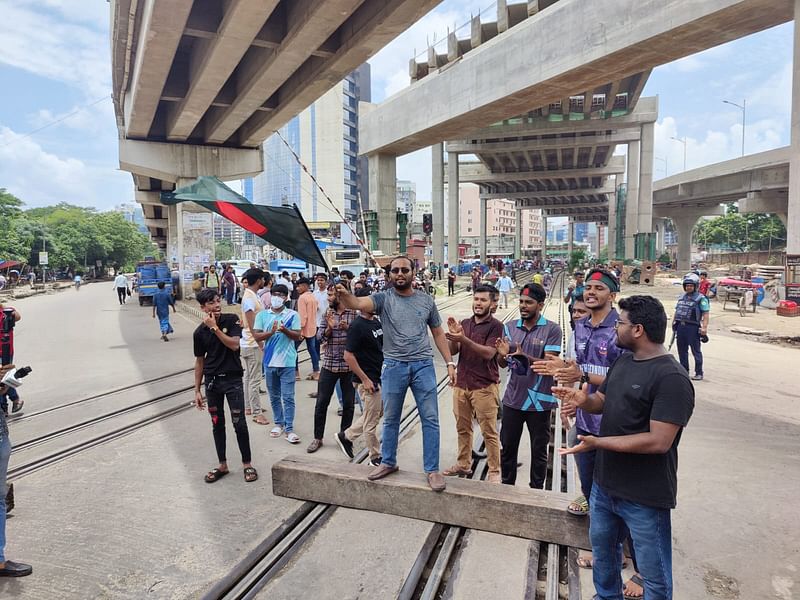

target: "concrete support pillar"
[480,196,488,265]
[638,121,655,235]
[653,218,665,253]
[788,0,800,257]
[672,215,697,273]
[625,139,640,259]
[514,207,523,259]
[567,220,574,258]
[369,153,398,255]
[593,222,601,258]
[542,216,548,261]
[608,174,620,259]
[431,143,445,266]
[447,153,460,268]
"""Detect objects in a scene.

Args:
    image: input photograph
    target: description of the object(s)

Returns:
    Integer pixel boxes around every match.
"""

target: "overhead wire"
[0,95,111,148]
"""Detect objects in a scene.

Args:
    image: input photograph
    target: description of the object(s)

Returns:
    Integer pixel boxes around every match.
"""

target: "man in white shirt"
[496,271,514,308]
[240,269,269,425]
[113,273,128,305]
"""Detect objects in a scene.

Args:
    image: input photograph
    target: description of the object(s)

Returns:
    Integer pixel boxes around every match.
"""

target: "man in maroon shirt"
[443,285,505,483]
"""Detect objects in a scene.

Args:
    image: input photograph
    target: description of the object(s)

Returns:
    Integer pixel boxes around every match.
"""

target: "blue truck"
[135,260,173,306]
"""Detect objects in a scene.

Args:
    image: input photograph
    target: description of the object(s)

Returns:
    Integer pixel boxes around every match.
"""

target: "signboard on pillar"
[786,254,800,287]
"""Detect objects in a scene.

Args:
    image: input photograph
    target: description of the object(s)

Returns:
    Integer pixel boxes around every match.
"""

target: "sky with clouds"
[0,1,794,213]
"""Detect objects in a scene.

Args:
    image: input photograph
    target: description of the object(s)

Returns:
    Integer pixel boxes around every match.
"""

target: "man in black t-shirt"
[193,289,256,484]
[554,296,694,600]
[335,288,384,466]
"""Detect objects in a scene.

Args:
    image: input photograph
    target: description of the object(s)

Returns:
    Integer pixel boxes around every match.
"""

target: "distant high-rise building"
[114,203,147,234]
[396,180,416,214]
[247,65,371,244]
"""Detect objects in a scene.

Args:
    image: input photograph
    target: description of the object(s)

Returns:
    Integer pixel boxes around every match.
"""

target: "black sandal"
[204,468,229,483]
[244,467,258,483]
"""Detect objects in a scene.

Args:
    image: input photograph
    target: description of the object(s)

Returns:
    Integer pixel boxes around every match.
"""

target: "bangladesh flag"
[160,177,328,269]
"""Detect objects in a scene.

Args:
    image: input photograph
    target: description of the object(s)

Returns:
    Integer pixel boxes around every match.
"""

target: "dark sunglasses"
[390,267,411,274]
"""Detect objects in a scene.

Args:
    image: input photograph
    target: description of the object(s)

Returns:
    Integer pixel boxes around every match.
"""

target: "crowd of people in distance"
[190,255,699,600]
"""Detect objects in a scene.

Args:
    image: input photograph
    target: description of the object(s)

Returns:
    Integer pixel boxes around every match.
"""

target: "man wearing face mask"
[252,284,303,444]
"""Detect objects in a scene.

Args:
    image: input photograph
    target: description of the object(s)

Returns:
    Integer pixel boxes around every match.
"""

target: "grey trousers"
[240,345,264,416]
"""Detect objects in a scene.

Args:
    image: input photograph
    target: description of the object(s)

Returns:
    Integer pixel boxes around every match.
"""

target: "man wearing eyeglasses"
[554,295,694,600]
[335,256,456,492]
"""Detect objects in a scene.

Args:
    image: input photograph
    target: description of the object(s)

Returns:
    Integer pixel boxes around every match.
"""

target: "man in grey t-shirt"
[336,256,455,492]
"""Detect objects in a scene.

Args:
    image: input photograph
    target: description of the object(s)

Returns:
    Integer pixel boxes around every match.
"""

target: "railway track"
[203,285,534,600]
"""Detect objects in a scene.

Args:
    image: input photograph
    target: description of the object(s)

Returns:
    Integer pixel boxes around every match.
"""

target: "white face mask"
[271,296,285,309]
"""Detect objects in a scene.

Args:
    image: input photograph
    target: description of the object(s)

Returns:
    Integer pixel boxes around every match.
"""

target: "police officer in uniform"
[672,273,709,381]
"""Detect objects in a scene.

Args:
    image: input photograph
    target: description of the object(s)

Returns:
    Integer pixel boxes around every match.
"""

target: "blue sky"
[0,1,793,211]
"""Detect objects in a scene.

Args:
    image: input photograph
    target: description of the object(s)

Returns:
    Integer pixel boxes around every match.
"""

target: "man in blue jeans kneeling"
[336,256,456,492]
[554,296,694,600]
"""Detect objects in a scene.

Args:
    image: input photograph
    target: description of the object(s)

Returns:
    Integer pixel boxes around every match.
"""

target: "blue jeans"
[0,429,10,562]
[264,366,296,432]
[590,483,673,600]
[675,323,702,376]
[305,337,320,373]
[380,358,440,473]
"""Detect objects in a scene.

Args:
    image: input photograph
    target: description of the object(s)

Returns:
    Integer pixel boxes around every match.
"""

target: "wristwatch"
[446,362,456,368]
[210,326,218,332]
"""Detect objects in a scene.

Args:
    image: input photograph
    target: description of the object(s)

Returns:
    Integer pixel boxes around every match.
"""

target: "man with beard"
[306,286,357,453]
[335,256,455,492]
[495,283,562,488]
[443,285,505,483]
[554,296,694,600]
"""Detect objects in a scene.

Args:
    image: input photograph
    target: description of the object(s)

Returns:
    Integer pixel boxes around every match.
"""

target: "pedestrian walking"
[495,283,562,488]
[443,285,505,483]
[672,273,709,381]
[555,295,694,600]
[335,288,384,466]
[336,255,456,492]
[307,286,357,453]
[113,272,128,305]
[496,270,513,308]
[204,265,221,293]
[151,281,176,341]
[192,289,256,484]
[252,284,303,444]
[240,268,269,426]
[564,270,586,322]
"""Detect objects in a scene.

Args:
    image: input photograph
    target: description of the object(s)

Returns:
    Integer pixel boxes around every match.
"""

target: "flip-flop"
[252,415,270,425]
[576,556,593,569]
[204,468,229,483]
[243,467,258,483]
[623,574,645,600]
[270,426,284,438]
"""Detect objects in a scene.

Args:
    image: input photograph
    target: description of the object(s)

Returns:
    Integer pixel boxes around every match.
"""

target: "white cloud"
[0,2,110,99]
[0,127,132,210]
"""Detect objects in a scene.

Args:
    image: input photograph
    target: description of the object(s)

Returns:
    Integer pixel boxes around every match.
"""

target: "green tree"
[568,248,587,272]
[694,203,786,251]
[598,245,609,263]
[215,240,234,261]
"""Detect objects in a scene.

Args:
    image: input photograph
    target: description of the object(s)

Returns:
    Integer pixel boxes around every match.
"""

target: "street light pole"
[670,136,687,171]
[655,156,668,177]
[722,98,746,156]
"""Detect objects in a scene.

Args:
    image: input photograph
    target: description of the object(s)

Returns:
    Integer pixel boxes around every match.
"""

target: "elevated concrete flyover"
[361,0,792,262]
[110,0,441,293]
[653,146,790,271]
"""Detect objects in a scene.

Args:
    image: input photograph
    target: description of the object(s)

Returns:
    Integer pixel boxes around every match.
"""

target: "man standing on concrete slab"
[496,270,514,309]
[307,286,357,454]
[0,364,32,577]
[672,273,709,381]
[443,285,505,483]
[240,268,269,426]
[296,278,320,381]
[495,283,562,488]
[556,295,694,600]
[335,256,456,492]
[252,284,302,444]
[151,281,176,342]
[193,289,257,484]
[336,288,384,466]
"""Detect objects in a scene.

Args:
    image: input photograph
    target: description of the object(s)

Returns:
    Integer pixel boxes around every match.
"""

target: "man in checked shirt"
[307,285,357,453]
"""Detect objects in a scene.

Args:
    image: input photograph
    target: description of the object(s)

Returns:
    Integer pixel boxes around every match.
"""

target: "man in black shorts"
[554,296,694,600]
[193,288,257,484]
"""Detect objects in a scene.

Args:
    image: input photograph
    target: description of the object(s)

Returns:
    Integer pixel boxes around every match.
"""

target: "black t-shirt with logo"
[193,313,243,377]
[596,353,694,509]
[344,316,383,385]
